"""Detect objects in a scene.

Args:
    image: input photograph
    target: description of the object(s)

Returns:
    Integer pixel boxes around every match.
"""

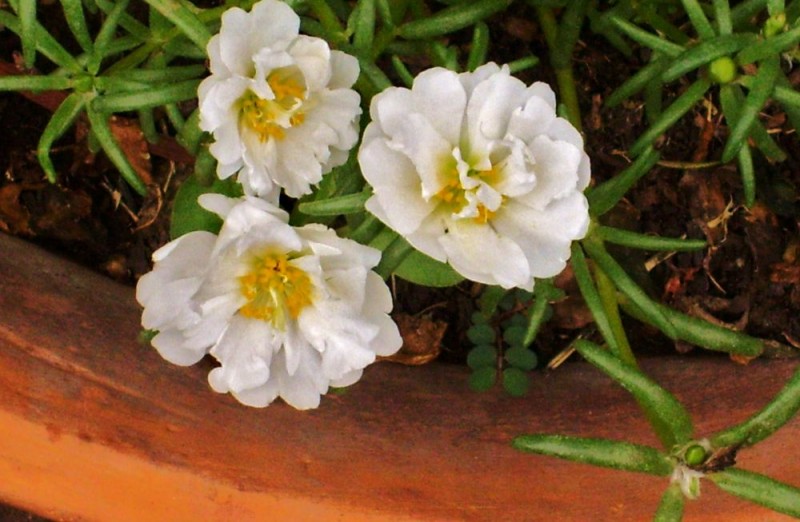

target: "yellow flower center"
[239,66,306,142]
[434,162,503,224]
[238,251,314,329]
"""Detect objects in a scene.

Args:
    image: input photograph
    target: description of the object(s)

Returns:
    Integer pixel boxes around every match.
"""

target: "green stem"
[306,0,346,45]
[593,262,637,367]
[536,7,583,132]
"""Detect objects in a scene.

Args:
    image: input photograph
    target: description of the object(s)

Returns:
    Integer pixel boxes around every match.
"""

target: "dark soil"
[2,4,800,369]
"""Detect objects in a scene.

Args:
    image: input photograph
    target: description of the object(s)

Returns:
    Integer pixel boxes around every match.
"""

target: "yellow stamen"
[239,66,306,142]
[238,251,314,329]
[433,162,502,224]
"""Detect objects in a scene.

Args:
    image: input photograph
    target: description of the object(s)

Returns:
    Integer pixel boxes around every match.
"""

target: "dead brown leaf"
[109,116,153,186]
[382,313,446,365]
[0,183,35,235]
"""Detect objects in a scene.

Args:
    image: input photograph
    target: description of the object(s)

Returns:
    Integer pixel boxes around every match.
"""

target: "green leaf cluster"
[596,0,800,206]
[466,283,564,397]
[513,340,800,520]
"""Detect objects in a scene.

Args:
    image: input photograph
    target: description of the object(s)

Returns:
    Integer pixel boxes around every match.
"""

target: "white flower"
[358,63,590,290]
[136,195,402,409]
[198,0,362,199]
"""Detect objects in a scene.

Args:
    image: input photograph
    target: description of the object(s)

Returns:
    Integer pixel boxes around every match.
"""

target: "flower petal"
[411,68,466,145]
[440,221,531,289]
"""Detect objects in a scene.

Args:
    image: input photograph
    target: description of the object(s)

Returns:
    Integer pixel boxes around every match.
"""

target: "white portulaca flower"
[198,0,362,199]
[136,195,402,409]
[359,63,590,290]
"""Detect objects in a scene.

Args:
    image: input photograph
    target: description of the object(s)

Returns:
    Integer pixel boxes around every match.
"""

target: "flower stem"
[535,6,583,132]
[592,260,637,367]
[306,0,346,45]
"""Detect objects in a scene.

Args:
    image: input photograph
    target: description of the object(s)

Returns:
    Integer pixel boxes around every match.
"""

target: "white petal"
[230,378,280,407]
[275,350,325,410]
[360,136,435,235]
[411,67,466,145]
[524,135,582,208]
[465,70,529,157]
[506,95,557,144]
[440,221,531,289]
[288,35,331,93]
[384,112,453,199]
[328,50,359,89]
[402,212,449,262]
[151,329,207,366]
[248,0,300,45]
[329,369,363,388]
[459,62,502,96]
[493,195,589,279]
[209,317,274,393]
[197,193,239,220]
[368,313,403,357]
[215,7,252,76]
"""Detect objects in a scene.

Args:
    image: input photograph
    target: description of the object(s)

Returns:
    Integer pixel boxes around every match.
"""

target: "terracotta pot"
[0,233,798,521]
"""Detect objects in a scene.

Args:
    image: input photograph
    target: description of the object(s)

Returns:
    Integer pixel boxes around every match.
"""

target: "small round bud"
[764,13,787,38]
[708,56,738,84]
[684,444,708,466]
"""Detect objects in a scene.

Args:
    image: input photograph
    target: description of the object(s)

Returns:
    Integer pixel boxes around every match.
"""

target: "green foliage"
[515,336,800,521]
[169,168,243,239]
[0,0,212,195]
[710,469,800,518]
[653,484,685,522]
[513,434,674,476]
[466,283,561,396]
[597,0,800,206]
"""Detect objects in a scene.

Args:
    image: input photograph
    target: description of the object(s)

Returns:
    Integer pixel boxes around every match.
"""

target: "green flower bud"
[764,13,787,38]
[684,444,708,466]
[708,56,738,84]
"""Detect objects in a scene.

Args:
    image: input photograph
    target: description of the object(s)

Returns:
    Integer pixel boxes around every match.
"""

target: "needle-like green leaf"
[722,55,780,162]
[466,22,490,72]
[85,104,148,196]
[620,298,764,357]
[60,0,94,53]
[662,34,756,83]
[513,434,673,476]
[653,483,685,522]
[0,10,82,72]
[298,191,371,216]
[711,364,800,448]
[737,21,800,65]
[713,0,732,35]
[91,79,200,112]
[598,226,707,251]
[681,0,715,39]
[582,239,678,340]
[18,0,37,68]
[608,15,685,56]
[710,469,800,518]
[606,57,669,108]
[570,243,622,356]
[588,147,661,217]
[37,93,88,183]
[629,78,711,157]
[399,0,511,39]
[142,0,212,51]
[573,340,694,450]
